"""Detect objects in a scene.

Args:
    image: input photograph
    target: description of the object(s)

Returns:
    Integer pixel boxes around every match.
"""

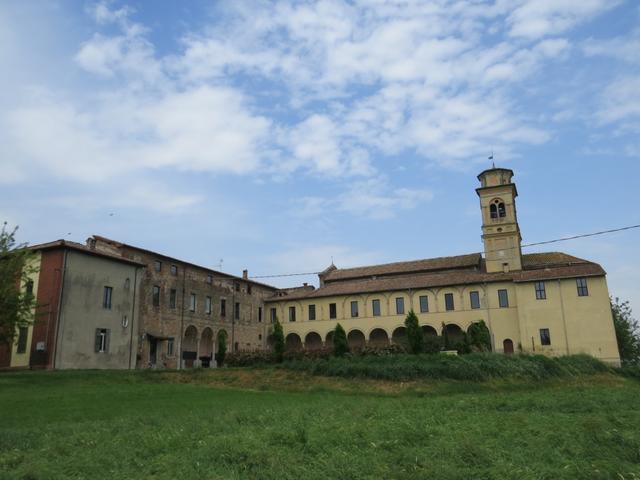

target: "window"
[235,282,240,292]
[470,291,480,309]
[444,293,454,311]
[205,296,212,315]
[154,260,162,272]
[498,289,509,308]
[121,315,129,328]
[235,302,240,320]
[167,338,174,356]
[329,303,337,319]
[25,280,34,296]
[351,301,359,318]
[258,307,263,323]
[95,328,109,353]
[535,281,546,300]
[206,274,213,284]
[190,293,196,312]
[170,264,178,276]
[576,277,588,296]
[103,286,113,309]
[247,284,252,295]
[419,295,429,313]
[221,299,226,317]
[489,199,506,219]
[289,306,296,322]
[540,328,551,346]
[152,285,160,307]
[124,278,130,290]
[16,327,28,354]
[372,299,381,316]
[169,289,177,309]
[308,304,316,321]
[396,297,405,315]
[270,307,277,323]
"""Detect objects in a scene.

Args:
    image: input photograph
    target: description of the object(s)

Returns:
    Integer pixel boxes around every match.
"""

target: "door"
[503,338,514,354]
[149,337,158,365]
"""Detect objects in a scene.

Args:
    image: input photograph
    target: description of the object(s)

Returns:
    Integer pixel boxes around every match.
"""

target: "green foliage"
[0,223,38,346]
[333,323,349,357]
[1,369,640,479]
[215,330,228,366]
[467,320,492,352]
[281,353,611,382]
[272,317,285,362]
[423,335,443,354]
[404,309,424,354]
[611,296,640,365]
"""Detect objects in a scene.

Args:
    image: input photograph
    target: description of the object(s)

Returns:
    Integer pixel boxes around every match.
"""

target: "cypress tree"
[272,317,285,362]
[404,309,424,354]
[215,330,227,366]
[333,323,349,357]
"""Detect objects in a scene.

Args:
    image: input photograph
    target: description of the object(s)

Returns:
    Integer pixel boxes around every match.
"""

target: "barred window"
[470,291,480,309]
[576,278,588,296]
[372,299,381,316]
[444,293,454,311]
[396,297,405,315]
[535,281,546,300]
[419,295,429,313]
[540,328,551,346]
[498,289,509,308]
[308,304,316,321]
[351,301,359,318]
[329,303,337,319]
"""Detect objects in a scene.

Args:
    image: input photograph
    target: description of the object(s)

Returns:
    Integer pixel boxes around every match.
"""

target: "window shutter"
[95,329,101,352]
[105,329,111,353]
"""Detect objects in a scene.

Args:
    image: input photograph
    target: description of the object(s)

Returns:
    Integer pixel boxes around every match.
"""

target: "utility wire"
[248,223,640,279]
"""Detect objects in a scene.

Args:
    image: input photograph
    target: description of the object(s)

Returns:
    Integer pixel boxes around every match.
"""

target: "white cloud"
[507,0,620,39]
[295,177,433,220]
[584,29,640,65]
[596,76,640,125]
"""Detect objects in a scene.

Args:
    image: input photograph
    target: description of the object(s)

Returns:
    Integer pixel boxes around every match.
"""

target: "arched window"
[498,202,506,217]
[490,199,506,219]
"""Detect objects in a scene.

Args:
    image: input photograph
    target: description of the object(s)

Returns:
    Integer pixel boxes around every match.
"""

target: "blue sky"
[1,0,639,311]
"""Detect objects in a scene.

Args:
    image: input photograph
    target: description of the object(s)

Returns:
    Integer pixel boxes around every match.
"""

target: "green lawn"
[1,369,639,480]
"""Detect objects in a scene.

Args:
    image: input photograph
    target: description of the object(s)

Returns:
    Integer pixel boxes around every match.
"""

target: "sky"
[1,0,639,312]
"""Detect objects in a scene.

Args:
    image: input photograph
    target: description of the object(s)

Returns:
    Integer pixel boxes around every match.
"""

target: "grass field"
[1,368,639,480]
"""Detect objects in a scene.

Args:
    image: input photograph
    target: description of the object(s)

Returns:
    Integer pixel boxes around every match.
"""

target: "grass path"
[1,370,639,479]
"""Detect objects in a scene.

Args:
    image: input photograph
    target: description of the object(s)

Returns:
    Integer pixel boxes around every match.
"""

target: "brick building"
[87,236,277,369]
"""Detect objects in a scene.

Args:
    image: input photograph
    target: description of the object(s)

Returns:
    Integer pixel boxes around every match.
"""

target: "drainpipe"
[231,285,236,352]
[52,249,68,369]
[128,266,139,369]
[178,266,186,370]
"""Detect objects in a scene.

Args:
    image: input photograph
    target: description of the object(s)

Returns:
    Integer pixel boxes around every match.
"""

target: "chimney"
[242,269,248,279]
[303,283,308,287]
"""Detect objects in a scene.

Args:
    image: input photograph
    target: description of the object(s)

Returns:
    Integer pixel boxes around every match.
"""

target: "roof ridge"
[330,252,481,273]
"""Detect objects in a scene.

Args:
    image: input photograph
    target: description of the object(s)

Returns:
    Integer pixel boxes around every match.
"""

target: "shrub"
[423,335,443,354]
[272,318,285,363]
[467,320,492,352]
[333,323,349,357]
[279,353,611,382]
[404,310,424,354]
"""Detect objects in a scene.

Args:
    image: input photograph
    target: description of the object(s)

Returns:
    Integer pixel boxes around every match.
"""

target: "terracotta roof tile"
[322,253,482,282]
[268,251,605,301]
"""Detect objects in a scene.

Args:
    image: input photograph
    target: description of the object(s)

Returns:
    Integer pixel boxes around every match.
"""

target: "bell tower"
[476,167,522,273]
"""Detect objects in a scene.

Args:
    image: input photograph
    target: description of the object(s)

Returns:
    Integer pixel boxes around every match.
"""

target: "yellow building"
[265,167,621,365]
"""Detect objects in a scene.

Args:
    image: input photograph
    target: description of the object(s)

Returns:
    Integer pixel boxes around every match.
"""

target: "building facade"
[265,168,621,365]
[1,167,622,368]
[0,241,144,370]
[87,236,278,369]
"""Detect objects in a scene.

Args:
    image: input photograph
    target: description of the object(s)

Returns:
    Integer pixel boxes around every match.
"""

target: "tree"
[611,297,640,365]
[272,317,285,362]
[0,224,38,347]
[215,330,228,366]
[333,323,349,357]
[404,309,424,354]
[467,320,492,352]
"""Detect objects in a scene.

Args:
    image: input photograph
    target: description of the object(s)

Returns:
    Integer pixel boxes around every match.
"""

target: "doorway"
[503,338,514,354]
[149,337,158,365]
